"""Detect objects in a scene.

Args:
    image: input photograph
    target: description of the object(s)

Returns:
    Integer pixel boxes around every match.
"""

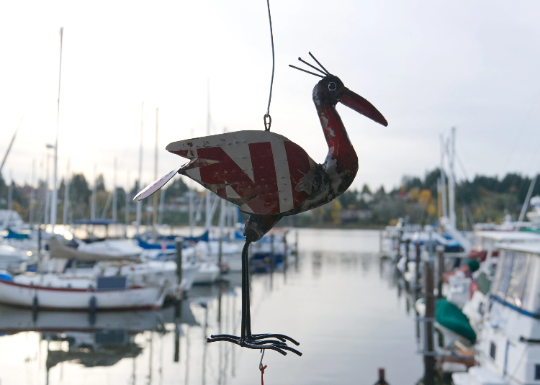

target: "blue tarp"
[4,228,29,239]
[137,238,176,250]
[136,230,210,249]
[233,230,245,240]
[73,219,118,226]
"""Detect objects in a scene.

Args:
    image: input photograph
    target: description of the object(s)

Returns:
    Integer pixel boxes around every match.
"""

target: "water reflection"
[0,230,424,385]
[45,330,143,369]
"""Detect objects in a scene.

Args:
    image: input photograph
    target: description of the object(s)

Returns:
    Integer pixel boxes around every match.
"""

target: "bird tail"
[133,167,182,201]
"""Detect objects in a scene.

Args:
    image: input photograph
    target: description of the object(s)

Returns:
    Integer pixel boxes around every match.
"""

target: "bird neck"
[314,101,359,194]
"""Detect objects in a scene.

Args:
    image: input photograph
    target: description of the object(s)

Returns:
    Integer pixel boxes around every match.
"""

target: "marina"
[2,1,540,384]
[3,128,540,385]
[0,229,424,385]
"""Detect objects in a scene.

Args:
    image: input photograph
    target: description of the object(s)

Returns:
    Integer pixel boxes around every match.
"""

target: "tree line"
[1,168,538,228]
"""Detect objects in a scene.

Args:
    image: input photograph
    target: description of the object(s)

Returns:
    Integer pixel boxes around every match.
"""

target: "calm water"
[0,229,423,385]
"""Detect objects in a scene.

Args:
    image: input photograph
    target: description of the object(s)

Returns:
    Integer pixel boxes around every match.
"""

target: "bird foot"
[207,333,302,356]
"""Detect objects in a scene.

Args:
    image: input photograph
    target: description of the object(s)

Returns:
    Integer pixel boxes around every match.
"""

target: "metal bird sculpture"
[134,53,388,356]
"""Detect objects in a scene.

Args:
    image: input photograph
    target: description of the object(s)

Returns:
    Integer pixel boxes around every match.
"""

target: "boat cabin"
[0,210,25,231]
[471,231,540,276]
[465,242,540,385]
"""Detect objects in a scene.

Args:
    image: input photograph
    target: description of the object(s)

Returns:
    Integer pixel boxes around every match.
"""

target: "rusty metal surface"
[166,131,314,216]
[136,73,387,224]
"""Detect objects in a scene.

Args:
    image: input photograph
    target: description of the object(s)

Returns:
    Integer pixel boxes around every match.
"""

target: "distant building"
[338,209,373,222]
[357,192,374,203]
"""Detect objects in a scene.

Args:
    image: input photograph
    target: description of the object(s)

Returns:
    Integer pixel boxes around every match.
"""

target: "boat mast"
[51,28,64,233]
[439,134,448,220]
[44,151,51,226]
[227,202,233,239]
[205,81,212,232]
[447,127,456,228]
[62,157,70,226]
[7,171,12,212]
[125,171,130,238]
[29,159,35,225]
[232,205,238,238]
[218,126,226,258]
[219,197,225,266]
[91,164,97,220]
[0,117,22,178]
[158,186,166,225]
[519,175,538,222]
[189,128,195,237]
[152,108,159,240]
[189,188,194,236]
[136,102,144,236]
[112,157,117,221]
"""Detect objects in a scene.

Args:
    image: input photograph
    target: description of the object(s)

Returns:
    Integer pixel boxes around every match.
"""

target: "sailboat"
[0,238,197,310]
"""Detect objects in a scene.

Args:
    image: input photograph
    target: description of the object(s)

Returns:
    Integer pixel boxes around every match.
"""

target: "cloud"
[1,0,540,192]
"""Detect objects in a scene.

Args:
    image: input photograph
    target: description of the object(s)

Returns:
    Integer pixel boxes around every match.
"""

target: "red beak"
[339,88,388,127]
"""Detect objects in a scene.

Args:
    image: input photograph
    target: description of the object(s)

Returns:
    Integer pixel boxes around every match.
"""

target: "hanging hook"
[264,114,272,131]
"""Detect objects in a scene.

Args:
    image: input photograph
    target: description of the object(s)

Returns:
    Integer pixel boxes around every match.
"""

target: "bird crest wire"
[289,52,331,78]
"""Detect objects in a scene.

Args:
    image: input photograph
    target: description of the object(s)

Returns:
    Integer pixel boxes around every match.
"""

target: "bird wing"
[166,130,316,215]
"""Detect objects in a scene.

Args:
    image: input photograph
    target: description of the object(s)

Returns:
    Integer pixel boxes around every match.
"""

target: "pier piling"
[405,240,411,270]
[374,368,389,385]
[174,299,182,362]
[270,233,275,273]
[415,242,421,288]
[176,237,184,297]
[423,260,436,384]
[436,245,445,299]
[218,235,223,274]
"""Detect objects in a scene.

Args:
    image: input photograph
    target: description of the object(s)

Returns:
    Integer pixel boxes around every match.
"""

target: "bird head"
[290,53,388,127]
[312,74,346,106]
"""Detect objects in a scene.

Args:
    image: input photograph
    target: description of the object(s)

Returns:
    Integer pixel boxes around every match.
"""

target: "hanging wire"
[263,0,275,131]
[259,349,268,385]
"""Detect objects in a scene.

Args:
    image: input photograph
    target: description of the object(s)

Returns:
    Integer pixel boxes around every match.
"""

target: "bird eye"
[328,82,337,92]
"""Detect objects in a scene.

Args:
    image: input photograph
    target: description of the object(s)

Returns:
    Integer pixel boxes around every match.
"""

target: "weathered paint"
[135,74,387,237]
[135,69,388,357]
[166,131,316,216]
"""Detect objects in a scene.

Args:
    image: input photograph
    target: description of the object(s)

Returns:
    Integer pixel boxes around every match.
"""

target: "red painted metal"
[135,75,387,225]
[165,131,313,216]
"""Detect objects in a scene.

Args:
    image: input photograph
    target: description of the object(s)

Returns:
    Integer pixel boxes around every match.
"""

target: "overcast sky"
[1,0,540,193]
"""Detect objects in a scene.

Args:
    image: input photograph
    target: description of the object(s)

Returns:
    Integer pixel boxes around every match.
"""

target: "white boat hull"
[193,262,220,284]
[0,279,166,311]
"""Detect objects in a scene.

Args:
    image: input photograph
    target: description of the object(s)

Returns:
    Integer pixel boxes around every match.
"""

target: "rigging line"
[506,91,540,187]
[263,0,275,131]
[504,83,540,169]
[455,151,470,182]
[459,199,475,228]
[526,124,540,174]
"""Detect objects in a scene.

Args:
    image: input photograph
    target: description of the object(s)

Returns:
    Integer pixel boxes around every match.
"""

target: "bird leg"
[207,230,302,356]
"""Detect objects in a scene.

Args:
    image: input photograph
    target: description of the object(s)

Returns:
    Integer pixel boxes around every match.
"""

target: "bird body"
[166,130,316,216]
[137,75,386,228]
[135,55,388,356]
